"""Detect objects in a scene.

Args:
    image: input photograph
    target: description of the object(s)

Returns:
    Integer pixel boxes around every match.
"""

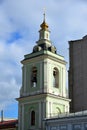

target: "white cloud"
[0,39,33,112]
[0,79,19,108]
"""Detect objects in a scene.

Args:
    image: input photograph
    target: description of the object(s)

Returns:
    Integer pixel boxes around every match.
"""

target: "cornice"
[16,93,70,102]
[21,50,66,65]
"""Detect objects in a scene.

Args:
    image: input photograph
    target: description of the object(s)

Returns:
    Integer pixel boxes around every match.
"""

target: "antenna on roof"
[1,110,4,122]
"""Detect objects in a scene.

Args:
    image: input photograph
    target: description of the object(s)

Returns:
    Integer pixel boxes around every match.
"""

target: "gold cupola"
[40,12,49,30]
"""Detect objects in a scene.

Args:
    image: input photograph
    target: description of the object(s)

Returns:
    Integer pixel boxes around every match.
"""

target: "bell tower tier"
[33,13,57,54]
[37,12,51,46]
[20,51,68,98]
[17,14,70,130]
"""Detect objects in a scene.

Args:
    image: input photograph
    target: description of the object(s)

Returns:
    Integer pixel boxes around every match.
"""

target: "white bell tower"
[17,13,70,130]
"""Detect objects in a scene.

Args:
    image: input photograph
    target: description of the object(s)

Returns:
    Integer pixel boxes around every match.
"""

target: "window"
[46,33,48,38]
[40,33,42,39]
[56,107,61,114]
[31,67,37,87]
[73,124,81,130]
[85,124,87,130]
[31,110,35,126]
[60,125,67,130]
[53,68,59,88]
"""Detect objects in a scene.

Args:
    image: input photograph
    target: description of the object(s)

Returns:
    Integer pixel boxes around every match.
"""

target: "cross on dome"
[43,8,46,22]
[40,10,49,30]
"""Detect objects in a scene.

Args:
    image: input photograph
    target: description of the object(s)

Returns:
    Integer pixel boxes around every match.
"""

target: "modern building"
[68,35,87,112]
[17,14,70,130]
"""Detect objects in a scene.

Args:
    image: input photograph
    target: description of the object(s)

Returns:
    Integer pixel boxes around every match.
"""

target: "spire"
[43,8,46,22]
[40,10,49,30]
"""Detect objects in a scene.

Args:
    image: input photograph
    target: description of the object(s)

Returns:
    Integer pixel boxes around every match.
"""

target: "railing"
[46,110,87,119]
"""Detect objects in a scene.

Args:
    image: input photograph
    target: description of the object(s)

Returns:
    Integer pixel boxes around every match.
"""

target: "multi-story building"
[69,35,87,112]
[17,14,70,130]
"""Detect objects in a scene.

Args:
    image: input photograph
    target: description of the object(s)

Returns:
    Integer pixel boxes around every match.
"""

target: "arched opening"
[31,67,37,87]
[56,107,61,114]
[31,110,35,126]
[53,68,59,88]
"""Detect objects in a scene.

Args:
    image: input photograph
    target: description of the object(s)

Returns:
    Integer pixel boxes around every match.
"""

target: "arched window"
[56,107,61,114]
[53,68,59,88]
[31,110,35,126]
[31,67,37,87]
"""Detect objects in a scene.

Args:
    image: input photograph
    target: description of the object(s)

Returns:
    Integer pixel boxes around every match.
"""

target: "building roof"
[0,119,18,129]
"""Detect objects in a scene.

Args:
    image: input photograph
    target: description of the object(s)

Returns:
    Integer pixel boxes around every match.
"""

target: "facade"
[69,35,87,112]
[0,119,18,130]
[45,111,87,130]
[17,14,70,130]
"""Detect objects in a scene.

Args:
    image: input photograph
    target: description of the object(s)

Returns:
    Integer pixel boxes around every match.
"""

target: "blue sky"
[0,0,87,119]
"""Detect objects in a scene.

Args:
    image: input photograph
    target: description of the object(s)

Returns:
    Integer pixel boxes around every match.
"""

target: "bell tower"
[17,14,70,130]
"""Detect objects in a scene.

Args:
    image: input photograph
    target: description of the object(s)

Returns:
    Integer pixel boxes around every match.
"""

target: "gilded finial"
[40,8,49,30]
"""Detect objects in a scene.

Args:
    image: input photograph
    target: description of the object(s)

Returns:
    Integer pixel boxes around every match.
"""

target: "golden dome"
[40,12,49,30]
[40,21,49,30]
